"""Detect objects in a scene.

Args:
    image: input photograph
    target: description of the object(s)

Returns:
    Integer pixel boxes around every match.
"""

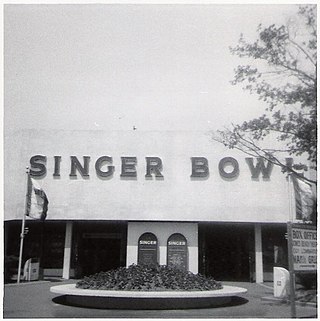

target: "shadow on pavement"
[218,296,249,308]
[45,278,64,282]
[52,295,248,310]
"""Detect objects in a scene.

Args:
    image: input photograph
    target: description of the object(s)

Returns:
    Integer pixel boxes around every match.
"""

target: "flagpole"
[287,173,296,318]
[17,167,30,284]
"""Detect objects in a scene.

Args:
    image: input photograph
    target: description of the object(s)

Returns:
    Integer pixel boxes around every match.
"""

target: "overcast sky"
[5,4,300,132]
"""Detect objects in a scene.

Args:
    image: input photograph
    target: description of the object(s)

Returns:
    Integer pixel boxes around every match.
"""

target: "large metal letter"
[145,157,164,178]
[69,156,90,178]
[190,157,209,178]
[53,156,61,177]
[246,157,273,179]
[95,156,114,177]
[121,157,137,178]
[218,157,239,179]
[30,155,47,177]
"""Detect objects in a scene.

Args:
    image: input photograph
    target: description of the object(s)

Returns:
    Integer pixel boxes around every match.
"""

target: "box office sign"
[167,233,188,271]
[138,233,158,266]
[291,224,317,272]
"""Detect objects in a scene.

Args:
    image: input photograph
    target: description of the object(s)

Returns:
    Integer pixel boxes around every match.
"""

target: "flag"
[291,174,315,221]
[26,176,48,221]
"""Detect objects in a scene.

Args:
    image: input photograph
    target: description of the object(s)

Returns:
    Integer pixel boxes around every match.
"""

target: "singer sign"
[27,154,291,180]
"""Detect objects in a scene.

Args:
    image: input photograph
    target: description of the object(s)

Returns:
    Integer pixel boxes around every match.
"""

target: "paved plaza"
[3,279,317,318]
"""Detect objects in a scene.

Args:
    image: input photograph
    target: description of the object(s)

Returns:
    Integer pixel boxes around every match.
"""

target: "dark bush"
[76,264,222,291]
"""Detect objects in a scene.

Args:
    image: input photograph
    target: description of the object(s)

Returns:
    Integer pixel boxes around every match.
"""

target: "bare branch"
[211,131,317,185]
[288,37,317,67]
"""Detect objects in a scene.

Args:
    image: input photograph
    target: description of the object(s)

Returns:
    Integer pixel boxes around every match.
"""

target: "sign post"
[287,222,296,318]
[287,222,317,318]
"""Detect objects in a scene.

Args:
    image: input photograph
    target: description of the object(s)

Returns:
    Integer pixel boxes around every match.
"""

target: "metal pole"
[287,222,296,318]
[287,174,296,318]
[17,167,30,283]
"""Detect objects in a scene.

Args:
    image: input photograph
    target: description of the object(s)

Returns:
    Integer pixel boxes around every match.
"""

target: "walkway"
[3,280,317,318]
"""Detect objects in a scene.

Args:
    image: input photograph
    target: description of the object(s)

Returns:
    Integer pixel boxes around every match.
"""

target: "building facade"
[5,129,299,282]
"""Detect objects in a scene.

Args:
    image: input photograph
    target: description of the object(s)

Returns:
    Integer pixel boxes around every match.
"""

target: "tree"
[213,5,316,185]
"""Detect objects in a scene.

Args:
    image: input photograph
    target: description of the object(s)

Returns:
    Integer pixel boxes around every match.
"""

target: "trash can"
[23,258,40,281]
[273,267,290,298]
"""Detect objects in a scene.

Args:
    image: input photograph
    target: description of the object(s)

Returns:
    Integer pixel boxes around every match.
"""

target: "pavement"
[3,279,318,318]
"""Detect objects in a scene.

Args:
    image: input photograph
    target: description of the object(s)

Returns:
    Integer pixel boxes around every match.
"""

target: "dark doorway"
[199,223,254,282]
[71,221,127,278]
[81,237,121,276]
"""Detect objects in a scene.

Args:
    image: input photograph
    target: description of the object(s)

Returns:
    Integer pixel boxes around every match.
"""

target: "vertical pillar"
[62,221,73,279]
[159,244,167,266]
[189,245,198,274]
[254,224,263,283]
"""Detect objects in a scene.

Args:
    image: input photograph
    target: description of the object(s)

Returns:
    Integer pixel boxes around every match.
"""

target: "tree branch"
[211,131,317,185]
[276,60,315,83]
[288,37,317,67]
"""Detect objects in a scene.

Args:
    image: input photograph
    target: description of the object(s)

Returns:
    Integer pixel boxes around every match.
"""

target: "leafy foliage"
[214,5,316,184]
[76,264,222,291]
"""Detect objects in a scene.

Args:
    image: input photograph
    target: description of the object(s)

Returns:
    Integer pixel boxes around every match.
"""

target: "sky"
[4,4,300,132]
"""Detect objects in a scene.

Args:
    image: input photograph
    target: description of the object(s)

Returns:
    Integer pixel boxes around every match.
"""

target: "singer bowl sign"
[291,224,317,272]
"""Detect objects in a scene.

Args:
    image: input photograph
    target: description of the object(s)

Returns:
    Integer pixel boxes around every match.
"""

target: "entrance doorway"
[199,223,254,282]
[81,237,121,276]
[71,221,127,278]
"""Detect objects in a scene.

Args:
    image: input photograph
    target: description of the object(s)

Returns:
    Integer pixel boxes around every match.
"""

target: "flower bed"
[76,264,222,291]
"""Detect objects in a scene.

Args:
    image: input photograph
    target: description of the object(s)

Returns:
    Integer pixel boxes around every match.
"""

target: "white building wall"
[127,222,198,273]
[5,129,293,223]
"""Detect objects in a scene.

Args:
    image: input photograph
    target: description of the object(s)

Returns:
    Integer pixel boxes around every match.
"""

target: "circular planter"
[50,284,247,310]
